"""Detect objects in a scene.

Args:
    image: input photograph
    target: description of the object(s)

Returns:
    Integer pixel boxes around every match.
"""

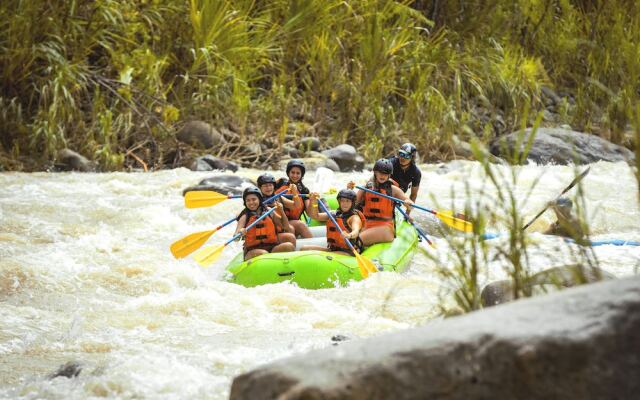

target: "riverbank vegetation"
[1,0,639,171]
[427,137,600,314]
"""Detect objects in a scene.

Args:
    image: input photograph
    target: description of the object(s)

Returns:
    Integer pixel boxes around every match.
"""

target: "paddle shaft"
[198,193,305,201]
[395,205,433,246]
[216,216,237,231]
[226,206,278,246]
[263,191,288,204]
[522,167,590,231]
[356,185,430,213]
[317,200,358,253]
[218,192,286,235]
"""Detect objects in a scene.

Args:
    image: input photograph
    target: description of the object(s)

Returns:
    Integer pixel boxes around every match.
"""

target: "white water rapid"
[1,161,638,399]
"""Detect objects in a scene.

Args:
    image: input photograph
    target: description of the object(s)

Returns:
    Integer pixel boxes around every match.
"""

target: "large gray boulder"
[55,149,96,172]
[481,265,616,307]
[323,158,340,172]
[176,121,225,149]
[491,128,635,165]
[182,174,254,196]
[321,144,358,171]
[190,155,238,172]
[230,275,640,400]
[297,137,321,153]
[278,155,336,172]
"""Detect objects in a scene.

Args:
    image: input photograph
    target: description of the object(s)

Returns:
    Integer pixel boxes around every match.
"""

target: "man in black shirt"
[388,143,421,204]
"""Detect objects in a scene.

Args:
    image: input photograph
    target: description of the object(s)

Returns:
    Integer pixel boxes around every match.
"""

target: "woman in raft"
[275,159,313,238]
[234,186,295,260]
[301,189,365,255]
[348,158,413,246]
[256,173,297,247]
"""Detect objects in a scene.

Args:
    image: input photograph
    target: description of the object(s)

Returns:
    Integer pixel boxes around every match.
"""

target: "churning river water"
[1,161,639,399]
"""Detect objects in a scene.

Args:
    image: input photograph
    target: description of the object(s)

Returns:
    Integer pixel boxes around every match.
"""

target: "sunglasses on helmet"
[398,150,412,159]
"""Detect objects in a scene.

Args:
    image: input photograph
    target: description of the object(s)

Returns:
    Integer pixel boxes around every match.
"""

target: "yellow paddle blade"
[354,252,377,278]
[442,210,470,222]
[193,243,226,267]
[184,191,228,209]
[170,230,216,259]
[436,210,473,233]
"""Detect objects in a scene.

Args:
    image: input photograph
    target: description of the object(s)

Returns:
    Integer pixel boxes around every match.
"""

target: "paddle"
[317,199,377,278]
[395,205,435,247]
[522,167,591,231]
[356,185,473,233]
[185,189,310,209]
[170,217,236,259]
[184,190,242,209]
[171,191,288,259]
[193,206,278,267]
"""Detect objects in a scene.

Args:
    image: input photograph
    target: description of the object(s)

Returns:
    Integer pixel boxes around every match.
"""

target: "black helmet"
[336,189,357,202]
[398,143,417,159]
[242,186,263,205]
[286,159,306,177]
[257,173,276,187]
[554,197,573,210]
[373,158,393,174]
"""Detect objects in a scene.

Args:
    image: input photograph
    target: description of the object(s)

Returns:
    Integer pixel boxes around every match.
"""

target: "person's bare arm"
[282,184,304,208]
[343,215,363,239]
[273,202,292,232]
[391,185,413,213]
[234,214,247,237]
[307,192,329,222]
[280,195,295,208]
[347,181,365,209]
[391,185,410,202]
[409,186,419,203]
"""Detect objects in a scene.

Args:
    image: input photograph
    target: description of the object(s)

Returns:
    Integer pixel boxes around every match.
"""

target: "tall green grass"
[1,0,638,170]
[428,117,601,314]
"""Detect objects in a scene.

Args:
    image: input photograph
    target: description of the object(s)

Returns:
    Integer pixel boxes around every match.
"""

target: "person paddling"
[302,189,365,255]
[257,173,297,247]
[543,197,587,241]
[389,143,422,204]
[235,186,295,260]
[275,160,313,238]
[348,159,413,246]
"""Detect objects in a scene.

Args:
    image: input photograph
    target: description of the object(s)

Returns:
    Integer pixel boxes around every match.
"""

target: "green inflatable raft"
[225,196,419,289]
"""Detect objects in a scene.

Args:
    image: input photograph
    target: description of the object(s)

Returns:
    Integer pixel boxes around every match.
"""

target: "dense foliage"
[1,0,638,170]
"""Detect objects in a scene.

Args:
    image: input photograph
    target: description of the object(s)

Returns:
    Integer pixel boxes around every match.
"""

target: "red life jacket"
[275,180,306,220]
[242,208,279,250]
[326,209,366,253]
[362,180,398,222]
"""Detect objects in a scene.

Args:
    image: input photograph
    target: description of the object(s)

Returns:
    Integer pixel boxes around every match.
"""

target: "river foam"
[1,161,638,398]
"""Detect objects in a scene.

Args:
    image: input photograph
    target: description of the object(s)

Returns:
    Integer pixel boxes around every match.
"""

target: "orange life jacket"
[326,210,366,253]
[362,180,398,222]
[242,208,279,250]
[275,180,306,220]
[259,192,283,233]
